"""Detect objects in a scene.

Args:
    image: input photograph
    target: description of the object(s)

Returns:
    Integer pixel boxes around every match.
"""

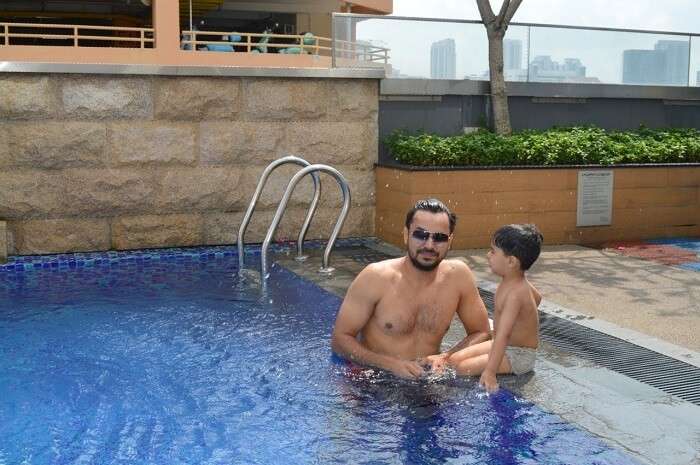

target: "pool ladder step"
[237,155,351,280]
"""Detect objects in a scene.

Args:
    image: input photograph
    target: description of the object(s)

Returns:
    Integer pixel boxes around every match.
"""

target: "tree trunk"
[488,32,512,135]
[476,0,522,136]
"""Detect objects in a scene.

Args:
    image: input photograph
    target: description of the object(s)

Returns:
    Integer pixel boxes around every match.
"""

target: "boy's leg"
[448,340,491,364]
[453,352,512,376]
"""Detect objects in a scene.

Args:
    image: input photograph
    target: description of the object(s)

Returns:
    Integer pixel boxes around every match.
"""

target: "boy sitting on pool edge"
[448,224,543,392]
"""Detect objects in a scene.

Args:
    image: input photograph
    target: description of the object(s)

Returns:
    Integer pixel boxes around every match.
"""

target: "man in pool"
[331,198,491,379]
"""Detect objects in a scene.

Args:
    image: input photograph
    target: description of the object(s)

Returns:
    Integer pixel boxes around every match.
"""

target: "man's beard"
[408,248,442,272]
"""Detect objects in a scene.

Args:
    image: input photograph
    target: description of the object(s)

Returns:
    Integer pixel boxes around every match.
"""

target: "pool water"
[0,248,643,465]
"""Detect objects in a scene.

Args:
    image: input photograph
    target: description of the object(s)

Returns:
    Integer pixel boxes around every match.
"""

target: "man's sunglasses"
[411,229,450,243]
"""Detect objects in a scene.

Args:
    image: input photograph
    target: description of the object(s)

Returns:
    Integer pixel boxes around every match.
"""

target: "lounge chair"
[205,34,241,52]
[278,32,316,55]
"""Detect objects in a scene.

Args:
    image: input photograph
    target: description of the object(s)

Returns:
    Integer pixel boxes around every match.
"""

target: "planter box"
[375,165,700,249]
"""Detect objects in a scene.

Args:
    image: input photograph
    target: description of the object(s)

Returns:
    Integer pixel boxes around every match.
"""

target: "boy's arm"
[528,280,542,307]
[480,292,522,391]
[331,265,425,379]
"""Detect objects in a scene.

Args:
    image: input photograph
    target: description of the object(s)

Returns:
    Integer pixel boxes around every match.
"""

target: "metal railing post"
[331,13,337,67]
[687,34,692,87]
[526,25,531,82]
[237,156,321,270]
[261,164,351,279]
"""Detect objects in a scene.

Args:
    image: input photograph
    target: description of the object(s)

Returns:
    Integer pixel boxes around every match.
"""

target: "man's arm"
[330,264,424,379]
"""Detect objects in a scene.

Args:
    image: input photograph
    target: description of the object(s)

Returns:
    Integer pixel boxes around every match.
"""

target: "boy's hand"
[420,353,449,374]
[479,370,499,392]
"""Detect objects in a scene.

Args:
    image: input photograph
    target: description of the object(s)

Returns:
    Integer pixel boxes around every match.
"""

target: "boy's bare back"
[493,277,540,349]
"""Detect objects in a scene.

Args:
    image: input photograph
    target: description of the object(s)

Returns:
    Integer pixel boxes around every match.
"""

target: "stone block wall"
[0,74,378,255]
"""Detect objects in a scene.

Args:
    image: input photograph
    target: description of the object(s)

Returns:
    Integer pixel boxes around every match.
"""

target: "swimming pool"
[0,246,644,465]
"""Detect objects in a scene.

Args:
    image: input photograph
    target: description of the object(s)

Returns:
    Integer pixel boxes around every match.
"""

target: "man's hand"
[479,370,499,392]
[389,359,426,379]
[421,353,449,374]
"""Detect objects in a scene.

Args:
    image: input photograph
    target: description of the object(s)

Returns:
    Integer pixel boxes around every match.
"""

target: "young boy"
[448,224,543,392]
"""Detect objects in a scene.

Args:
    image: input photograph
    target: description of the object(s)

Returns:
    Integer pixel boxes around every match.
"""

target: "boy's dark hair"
[493,224,543,271]
[405,198,457,233]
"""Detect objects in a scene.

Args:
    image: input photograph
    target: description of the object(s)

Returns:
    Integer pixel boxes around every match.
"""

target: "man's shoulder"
[358,257,402,281]
[441,257,474,276]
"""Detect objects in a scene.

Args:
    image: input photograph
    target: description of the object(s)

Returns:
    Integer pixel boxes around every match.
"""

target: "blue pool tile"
[647,237,700,251]
[678,262,700,271]
[0,238,373,274]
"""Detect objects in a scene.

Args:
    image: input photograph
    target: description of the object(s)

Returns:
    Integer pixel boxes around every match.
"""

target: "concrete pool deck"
[276,239,700,465]
[455,244,700,354]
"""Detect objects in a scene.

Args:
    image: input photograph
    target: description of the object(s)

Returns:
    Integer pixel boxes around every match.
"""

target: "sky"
[348,1,700,83]
[392,0,700,34]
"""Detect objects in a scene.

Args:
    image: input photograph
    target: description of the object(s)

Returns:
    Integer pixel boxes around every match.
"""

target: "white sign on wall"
[577,170,614,227]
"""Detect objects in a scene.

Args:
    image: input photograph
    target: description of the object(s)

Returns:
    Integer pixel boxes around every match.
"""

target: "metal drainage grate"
[479,289,700,406]
[341,247,398,265]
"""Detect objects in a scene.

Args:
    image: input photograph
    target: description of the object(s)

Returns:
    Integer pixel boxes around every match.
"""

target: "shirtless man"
[331,199,490,379]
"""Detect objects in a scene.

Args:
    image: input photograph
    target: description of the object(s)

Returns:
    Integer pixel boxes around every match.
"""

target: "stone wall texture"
[0,74,379,254]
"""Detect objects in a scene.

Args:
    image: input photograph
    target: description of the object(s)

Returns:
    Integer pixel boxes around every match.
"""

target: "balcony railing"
[0,18,390,72]
[0,22,154,48]
[180,29,389,65]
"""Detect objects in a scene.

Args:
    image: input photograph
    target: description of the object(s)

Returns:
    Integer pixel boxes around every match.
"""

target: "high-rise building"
[503,39,522,71]
[697,70,700,86]
[622,50,666,84]
[430,38,456,79]
[622,40,689,85]
[501,39,527,80]
[655,40,689,85]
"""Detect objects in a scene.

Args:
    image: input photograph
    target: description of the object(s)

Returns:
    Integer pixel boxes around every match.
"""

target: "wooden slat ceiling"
[179,0,224,19]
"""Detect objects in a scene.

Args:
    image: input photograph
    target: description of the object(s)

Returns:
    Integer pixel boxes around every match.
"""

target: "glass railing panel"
[528,26,690,85]
[332,15,488,78]
[332,14,698,87]
[689,36,700,86]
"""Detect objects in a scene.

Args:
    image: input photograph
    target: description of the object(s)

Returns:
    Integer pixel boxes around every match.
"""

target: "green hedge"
[384,127,700,166]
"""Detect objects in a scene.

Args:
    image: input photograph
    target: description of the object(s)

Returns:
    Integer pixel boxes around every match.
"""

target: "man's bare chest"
[373,288,459,336]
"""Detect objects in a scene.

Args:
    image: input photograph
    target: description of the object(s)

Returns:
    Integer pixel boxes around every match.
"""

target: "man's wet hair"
[405,198,457,233]
[493,224,543,271]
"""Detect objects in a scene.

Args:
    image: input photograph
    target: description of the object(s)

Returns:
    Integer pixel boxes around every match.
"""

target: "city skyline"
[476,43,600,84]
[354,18,698,86]
[352,1,700,85]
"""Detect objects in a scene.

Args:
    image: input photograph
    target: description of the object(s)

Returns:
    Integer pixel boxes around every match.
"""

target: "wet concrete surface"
[459,244,700,352]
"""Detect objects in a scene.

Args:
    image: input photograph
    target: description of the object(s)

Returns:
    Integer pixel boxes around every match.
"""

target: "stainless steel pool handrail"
[261,164,351,279]
[237,155,321,269]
